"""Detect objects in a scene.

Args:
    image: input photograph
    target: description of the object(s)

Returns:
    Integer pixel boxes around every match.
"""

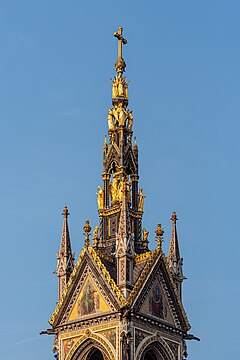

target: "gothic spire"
[96,26,144,256]
[167,211,184,297]
[56,206,74,299]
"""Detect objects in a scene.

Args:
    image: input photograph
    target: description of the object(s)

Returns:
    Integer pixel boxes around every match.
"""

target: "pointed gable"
[104,142,121,171]
[128,249,190,332]
[123,145,138,173]
[49,246,127,327]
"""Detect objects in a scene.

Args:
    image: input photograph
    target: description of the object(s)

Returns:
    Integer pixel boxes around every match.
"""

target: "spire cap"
[171,211,178,224]
[62,205,69,218]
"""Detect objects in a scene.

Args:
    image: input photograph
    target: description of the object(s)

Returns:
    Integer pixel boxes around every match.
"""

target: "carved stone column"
[102,172,110,208]
[131,174,139,211]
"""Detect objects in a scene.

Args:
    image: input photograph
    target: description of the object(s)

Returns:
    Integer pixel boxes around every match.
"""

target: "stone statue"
[96,186,104,209]
[124,81,128,98]
[127,110,134,131]
[117,76,124,96]
[143,228,149,241]
[93,226,99,239]
[138,188,145,211]
[112,75,129,99]
[118,103,128,126]
[126,181,131,204]
[107,109,115,130]
[112,80,118,98]
[110,175,120,203]
[92,226,99,247]
[118,179,131,204]
[112,105,119,125]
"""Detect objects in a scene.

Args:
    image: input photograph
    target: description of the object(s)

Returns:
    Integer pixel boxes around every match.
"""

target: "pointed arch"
[66,332,115,360]
[124,147,138,174]
[105,143,121,173]
[86,348,104,360]
[135,333,175,360]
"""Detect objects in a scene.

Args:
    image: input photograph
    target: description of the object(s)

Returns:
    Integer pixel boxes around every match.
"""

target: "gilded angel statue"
[118,103,128,126]
[96,186,104,209]
[138,188,145,211]
[107,109,115,130]
[127,110,134,131]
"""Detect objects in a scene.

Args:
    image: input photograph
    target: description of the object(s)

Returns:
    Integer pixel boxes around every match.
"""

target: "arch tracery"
[136,333,175,360]
[65,332,115,360]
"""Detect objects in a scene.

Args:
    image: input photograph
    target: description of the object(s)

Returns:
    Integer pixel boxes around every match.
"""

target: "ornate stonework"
[134,328,153,352]
[99,327,117,349]
[135,333,175,360]
[43,26,198,360]
[65,331,116,360]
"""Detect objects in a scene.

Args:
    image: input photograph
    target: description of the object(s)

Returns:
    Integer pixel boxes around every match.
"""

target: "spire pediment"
[128,249,190,332]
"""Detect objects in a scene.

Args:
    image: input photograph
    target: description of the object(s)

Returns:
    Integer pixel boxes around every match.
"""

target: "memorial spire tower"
[97,27,146,258]
[44,27,198,360]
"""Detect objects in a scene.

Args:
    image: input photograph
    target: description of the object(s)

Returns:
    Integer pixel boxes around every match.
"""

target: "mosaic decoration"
[68,275,110,321]
[140,278,174,325]
[99,327,117,349]
[109,217,117,236]
[149,282,166,319]
[78,280,100,316]
[63,337,79,359]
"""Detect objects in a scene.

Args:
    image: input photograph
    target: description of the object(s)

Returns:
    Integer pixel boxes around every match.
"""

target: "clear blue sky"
[0,1,239,359]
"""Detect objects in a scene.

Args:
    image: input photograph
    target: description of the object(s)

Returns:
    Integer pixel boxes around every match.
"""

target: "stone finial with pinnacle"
[62,205,69,218]
[83,219,91,247]
[155,223,164,249]
[171,211,178,224]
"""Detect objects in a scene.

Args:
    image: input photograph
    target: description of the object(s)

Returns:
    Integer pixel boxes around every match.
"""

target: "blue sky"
[0,1,239,359]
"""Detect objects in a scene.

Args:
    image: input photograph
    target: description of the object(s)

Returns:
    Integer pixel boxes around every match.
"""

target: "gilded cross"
[114,26,127,59]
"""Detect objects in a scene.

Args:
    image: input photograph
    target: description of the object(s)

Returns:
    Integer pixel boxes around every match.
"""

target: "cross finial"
[114,26,127,59]
[114,27,127,75]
